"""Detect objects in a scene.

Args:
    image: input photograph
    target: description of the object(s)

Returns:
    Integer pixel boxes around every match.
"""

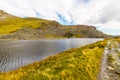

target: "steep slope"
[0,10,110,39]
[0,10,15,20]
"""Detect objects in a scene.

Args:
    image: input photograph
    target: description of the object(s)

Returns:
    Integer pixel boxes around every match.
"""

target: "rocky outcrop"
[0,10,110,39]
[0,24,110,40]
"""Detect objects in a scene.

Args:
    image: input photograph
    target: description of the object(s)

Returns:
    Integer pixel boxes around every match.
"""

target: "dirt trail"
[98,40,120,80]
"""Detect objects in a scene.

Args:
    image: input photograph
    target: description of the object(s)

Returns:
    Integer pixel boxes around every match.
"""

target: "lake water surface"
[0,38,103,72]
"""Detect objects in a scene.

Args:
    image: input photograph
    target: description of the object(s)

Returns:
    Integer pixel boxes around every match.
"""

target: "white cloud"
[0,0,120,35]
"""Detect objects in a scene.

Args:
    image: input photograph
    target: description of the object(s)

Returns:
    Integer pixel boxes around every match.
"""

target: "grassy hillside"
[0,40,108,80]
[0,17,53,34]
[0,11,110,39]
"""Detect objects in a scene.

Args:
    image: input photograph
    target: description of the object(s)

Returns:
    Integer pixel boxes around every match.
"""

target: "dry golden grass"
[0,40,108,80]
[0,17,51,34]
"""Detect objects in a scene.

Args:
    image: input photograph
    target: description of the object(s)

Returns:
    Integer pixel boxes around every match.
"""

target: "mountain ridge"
[0,10,110,39]
[0,10,16,20]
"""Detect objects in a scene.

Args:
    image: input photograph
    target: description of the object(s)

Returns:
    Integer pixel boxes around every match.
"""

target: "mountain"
[0,10,15,20]
[0,10,110,40]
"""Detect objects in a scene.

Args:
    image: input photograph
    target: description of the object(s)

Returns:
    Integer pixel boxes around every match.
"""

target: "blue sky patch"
[98,28,120,35]
[83,0,90,3]
[33,9,42,18]
[56,13,74,25]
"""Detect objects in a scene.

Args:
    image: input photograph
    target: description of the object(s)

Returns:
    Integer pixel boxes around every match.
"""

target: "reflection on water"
[0,38,103,72]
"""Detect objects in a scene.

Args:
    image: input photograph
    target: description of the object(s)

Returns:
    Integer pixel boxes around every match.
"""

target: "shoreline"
[0,40,107,80]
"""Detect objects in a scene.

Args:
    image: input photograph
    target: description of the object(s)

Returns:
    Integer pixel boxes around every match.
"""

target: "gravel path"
[98,40,120,80]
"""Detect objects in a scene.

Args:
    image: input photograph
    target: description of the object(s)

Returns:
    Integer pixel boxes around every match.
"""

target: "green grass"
[0,40,108,80]
[0,17,52,34]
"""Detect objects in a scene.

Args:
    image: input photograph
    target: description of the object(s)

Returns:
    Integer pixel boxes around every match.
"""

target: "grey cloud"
[0,0,120,35]
[87,0,120,24]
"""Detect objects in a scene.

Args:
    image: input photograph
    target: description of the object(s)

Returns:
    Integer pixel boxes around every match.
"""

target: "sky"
[0,0,120,35]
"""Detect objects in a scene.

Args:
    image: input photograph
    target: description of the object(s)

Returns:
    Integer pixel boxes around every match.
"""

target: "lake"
[0,38,103,72]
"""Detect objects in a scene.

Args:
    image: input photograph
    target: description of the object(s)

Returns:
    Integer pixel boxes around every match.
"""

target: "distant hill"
[0,10,110,40]
[0,10,15,20]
